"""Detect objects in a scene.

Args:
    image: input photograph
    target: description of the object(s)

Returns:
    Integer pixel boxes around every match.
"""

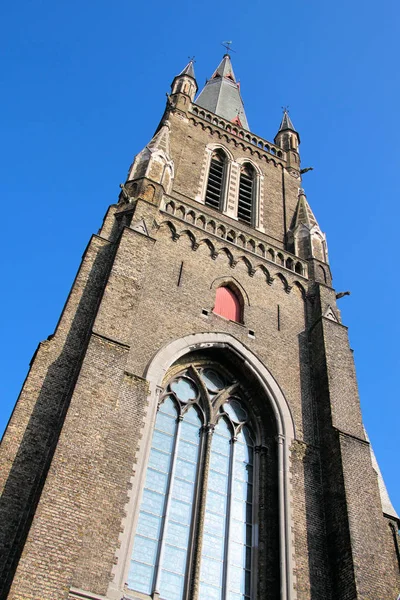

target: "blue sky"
[1,0,399,511]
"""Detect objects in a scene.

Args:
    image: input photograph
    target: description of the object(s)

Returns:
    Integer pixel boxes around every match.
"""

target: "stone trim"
[69,588,110,600]
[160,198,308,279]
[91,330,131,350]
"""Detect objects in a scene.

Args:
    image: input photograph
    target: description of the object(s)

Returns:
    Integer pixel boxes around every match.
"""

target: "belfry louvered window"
[237,164,255,225]
[127,367,255,600]
[205,150,227,210]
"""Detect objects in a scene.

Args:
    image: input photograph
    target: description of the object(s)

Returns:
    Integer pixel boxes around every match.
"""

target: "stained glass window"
[128,369,254,600]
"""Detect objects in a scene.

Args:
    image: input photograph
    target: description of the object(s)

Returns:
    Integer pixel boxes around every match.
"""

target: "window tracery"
[127,366,255,600]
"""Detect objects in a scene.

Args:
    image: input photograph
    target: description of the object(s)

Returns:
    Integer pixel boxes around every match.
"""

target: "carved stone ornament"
[323,305,339,323]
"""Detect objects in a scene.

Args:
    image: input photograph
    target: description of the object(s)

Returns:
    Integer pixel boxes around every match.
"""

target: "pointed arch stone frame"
[234,157,265,231]
[108,332,296,600]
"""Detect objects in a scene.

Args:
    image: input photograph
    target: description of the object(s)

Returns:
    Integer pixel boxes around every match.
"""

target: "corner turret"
[289,188,331,285]
[170,59,198,108]
[123,122,174,206]
[275,109,300,175]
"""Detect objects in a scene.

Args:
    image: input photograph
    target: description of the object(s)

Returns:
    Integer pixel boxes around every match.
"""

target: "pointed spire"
[179,59,196,80]
[293,189,318,229]
[275,108,300,149]
[170,59,198,102]
[195,55,249,130]
[278,109,298,135]
[147,123,171,155]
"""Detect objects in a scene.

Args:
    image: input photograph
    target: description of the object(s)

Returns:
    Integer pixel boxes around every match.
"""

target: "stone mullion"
[226,161,240,219]
[254,444,268,600]
[189,424,214,600]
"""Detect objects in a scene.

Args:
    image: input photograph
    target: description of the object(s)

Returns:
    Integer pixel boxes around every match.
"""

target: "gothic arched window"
[205,150,227,211]
[127,367,255,600]
[237,164,255,225]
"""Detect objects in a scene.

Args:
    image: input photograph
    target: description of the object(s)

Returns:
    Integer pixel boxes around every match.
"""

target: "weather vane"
[222,41,236,55]
[188,56,196,63]
[281,105,290,114]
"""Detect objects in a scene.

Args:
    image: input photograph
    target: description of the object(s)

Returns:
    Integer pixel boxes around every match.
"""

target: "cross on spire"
[188,56,196,63]
[222,41,236,55]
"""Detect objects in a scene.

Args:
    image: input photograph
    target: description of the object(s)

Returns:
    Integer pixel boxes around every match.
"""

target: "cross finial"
[222,41,236,55]
[188,56,196,63]
[282,105,290,114]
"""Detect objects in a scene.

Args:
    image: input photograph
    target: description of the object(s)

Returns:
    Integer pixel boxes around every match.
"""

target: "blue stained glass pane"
[232,479,253,502]
[180,420,200,444]
[159,569,184,600]
[215,418,231,438]
[232,499,247,522]
[169,498,191,525]
[156,412,176,435]
[227,593,243,600]
[210,450,230,474]
[204,510,225,537]
[234,463,253,483]
[200,556,223,587]
[152,430,174,453]
[162,544,188,575]
[171,379,197,403]
[149,448,171,472]
[142,489,165,515]
[199,582,221,600]
[235,442,253,465]
[165,521,189,549]
[183,405,202,425]
[211,433,230,456]
[136,511,162,540]
[229,564,245,592]
[132,535,158,566]
[177,439,198,462]
[241,426,254,448]
[145,468,168,494]
[230,519,246,543]
[159,396,178,416]
[127,560,154,594]
[175,457,197,482]
[202,533,225,560]
[172,477,193,503]
[201,369,225,392]
[230,541,246,567]
[206,490,226,515]
[208,469,228,493]
[224,400,247,423]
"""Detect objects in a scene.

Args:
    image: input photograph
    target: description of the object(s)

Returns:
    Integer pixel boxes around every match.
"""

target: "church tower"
[1,55,399,600]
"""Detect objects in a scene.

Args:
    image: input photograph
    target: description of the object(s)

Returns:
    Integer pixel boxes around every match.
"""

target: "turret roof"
[276,109,300,144]
[178,60,196,79]
[194,55,249,130]
[292,189,319,229]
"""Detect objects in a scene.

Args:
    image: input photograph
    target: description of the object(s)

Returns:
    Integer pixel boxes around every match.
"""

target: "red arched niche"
[214,286,242,322]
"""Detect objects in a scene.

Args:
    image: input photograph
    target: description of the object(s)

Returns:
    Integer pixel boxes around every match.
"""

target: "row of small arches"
[191,107,284,158]
[164,202,306,276]
[159,221,306,296]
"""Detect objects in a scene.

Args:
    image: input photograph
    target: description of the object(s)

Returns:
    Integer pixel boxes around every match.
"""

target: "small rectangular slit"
[177,261,184,287]
[277,305,281,331]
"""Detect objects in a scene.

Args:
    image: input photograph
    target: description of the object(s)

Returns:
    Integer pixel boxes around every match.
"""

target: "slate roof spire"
[275,108,300,145]
[195,54,249,130]
[178,59,196,79]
